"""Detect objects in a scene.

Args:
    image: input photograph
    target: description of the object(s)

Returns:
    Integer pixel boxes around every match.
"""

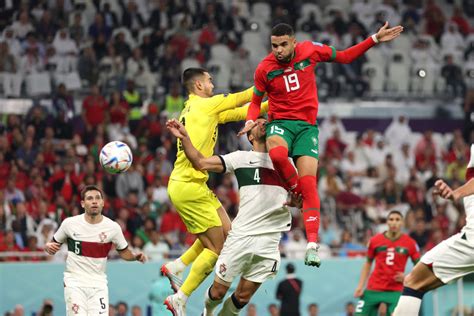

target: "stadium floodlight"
[417,69,426,78]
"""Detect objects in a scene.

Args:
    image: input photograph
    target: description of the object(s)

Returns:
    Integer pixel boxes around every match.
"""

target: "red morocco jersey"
[254,41,335,125]
[366,233,420,292]
[53,214,128,288]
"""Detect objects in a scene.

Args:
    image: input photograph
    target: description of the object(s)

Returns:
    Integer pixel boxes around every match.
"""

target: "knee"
[210,284,227,301]
[233,290,251,306]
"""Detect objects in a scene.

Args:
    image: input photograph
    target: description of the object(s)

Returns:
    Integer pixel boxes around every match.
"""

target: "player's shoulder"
[257,54,277,71]
[102,215,120,228]
[401,233,418,245]
[63,214,82,225]
[370,233,385,243]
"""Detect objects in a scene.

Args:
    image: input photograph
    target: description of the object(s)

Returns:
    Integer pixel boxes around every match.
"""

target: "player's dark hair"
[182,67,208,93]
[286,263,295,273]
[271,23,295,37]
[388,210,403,218]
[81,185,104,200]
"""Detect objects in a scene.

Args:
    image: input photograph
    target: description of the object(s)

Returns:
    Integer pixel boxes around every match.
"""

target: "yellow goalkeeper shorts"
[167,179,222,234]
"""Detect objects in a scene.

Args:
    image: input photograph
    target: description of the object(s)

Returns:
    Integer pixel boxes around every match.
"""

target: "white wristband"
[371,34,379,44]
[245,120,254,126]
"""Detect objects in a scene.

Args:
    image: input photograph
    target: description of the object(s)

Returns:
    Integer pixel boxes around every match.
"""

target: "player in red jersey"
[238,23,404,266]
[353,210,420,315]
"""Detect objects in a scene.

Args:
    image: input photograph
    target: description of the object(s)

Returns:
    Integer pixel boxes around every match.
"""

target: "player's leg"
[354,290,381,316]
[265,120,298,191]
[164,204,230,285]
[64,286,88,316]
[86,287,108,315]
[218,278,261,316]
[203,278,230,316]
[292,123,321,266]
[393,262,444,315]
[165,182,224,314]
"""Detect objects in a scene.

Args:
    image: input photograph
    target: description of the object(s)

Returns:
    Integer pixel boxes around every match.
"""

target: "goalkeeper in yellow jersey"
[162,68,268,315]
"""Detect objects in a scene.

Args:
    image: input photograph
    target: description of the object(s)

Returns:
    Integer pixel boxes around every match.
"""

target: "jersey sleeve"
[246,67,267,121]
[218,101,269,123]
[53,219,69,244]
[200,87,253,115]
[112,222,129,251]
[220,151,244,174]
[366,238,376,262]
[410,239,421,263]
[308,41,337,63]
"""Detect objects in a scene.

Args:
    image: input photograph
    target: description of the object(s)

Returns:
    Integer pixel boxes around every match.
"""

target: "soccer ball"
[99,141,133,174]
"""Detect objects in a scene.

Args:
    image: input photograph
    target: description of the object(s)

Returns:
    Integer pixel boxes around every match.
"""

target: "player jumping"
[238,22,403,266]
[167,117,298,316]
[162,68,267,315]
[354,211,420,315]
[394,144,474,315]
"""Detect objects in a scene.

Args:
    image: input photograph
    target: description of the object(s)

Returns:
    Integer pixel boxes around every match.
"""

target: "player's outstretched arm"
[44,241,61,255]
[118,247,147,263]
[166,119,225,173]
[333,22,403,64]
[434,178,474,201]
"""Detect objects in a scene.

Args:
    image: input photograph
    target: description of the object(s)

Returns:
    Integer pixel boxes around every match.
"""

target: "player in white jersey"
[44,185,146,316]
[166,118,302,316]
[394,144,474,315]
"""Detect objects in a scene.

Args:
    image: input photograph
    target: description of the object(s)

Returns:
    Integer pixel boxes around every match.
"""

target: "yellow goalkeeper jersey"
[170,87,268,182]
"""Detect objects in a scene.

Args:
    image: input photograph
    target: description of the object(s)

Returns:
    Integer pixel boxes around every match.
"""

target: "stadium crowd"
[0,0,472,264]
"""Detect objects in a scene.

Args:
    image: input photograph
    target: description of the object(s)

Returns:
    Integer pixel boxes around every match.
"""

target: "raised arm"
[205,87,254,115]
[334,22,404,64]
[238,69,267,135]
[434,178,474,201]
[218,101,269,124]
[167,119,225,173]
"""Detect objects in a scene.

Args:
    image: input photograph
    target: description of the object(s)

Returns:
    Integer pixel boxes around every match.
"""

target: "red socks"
[269,146,298,190]
[299,175,320,243]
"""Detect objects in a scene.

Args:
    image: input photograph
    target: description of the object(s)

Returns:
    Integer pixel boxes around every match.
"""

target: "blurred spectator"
[115,164,146,204]
[0,41,22,97]
[409,219,429,250]
[338,230,365,257]
[78,46,99,85]
[37,299,54,316]
[100,3,119,29]
[10,10,34,40]
[344,302,355,316]
[441,22,465,52]
[12,304,24,316]
[1,27,22,57]
[284,229,307,259]
[165,82,184,119]
[0,230,21,261]
[384,116,412,150]
[441,54,465,98]
[450,6,470,36]
[121,1,145,36]
[325,129,347,161]
[98,45,124,88]
[308,303,319,316]
[131,305,142,316]
[69,12,85,44]
[268,303,280,316]
[123,80,143,134]
[88,13,112,41]
[319,215,339,248]
[82,85,109,132]
[143,231,170,261]
[126,47,156,98]
[116,301,128,316]
[276,263,302,316]
[424,0,446,42]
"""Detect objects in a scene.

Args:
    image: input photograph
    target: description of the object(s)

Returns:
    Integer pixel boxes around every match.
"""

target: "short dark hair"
[182,67,208,93]
[271,23,295,37]
[286,263,295,273]
[388,210,403,219]
[81,185,104,200]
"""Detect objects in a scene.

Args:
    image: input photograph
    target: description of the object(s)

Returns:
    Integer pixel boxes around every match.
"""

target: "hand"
[135,252,147,263]
[433,179,455,200]
[237,120,257,137]
[354,287,364,298]
[44,242,61,255]
[166,119,188,139]
[394,272,404,283]
[285,192,303,208]
[375,22,404,42]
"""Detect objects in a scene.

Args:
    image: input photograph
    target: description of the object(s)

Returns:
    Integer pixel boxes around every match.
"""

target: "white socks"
[217,296,241,316]
[393,296,422,316]
[204,287,223,315]
[168,258,186,275]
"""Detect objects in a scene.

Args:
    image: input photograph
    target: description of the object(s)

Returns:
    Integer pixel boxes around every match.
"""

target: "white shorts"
[64,285,108,315]
[215,232,281,284]
[421,232,474,284]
